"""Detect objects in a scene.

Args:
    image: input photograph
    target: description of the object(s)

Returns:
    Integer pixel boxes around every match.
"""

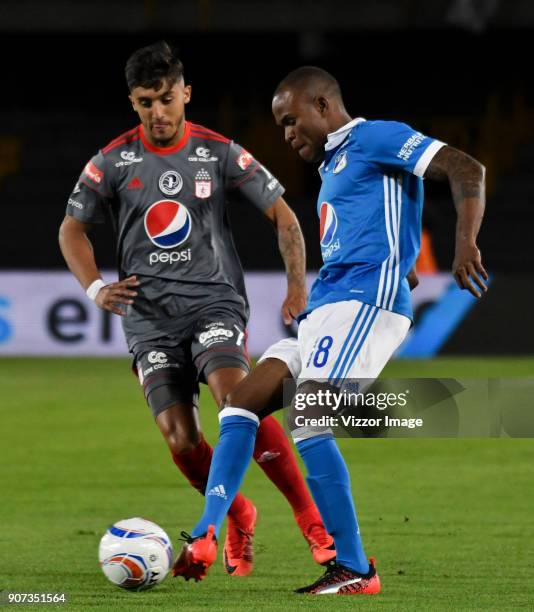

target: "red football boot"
[295,557,381,595]
[172,525,217,582]
[223,501,257,576]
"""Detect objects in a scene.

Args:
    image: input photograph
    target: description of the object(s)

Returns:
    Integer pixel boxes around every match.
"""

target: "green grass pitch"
[1,357,534,611]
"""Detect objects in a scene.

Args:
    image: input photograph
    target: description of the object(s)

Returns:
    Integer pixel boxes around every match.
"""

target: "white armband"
[86,279,106,301]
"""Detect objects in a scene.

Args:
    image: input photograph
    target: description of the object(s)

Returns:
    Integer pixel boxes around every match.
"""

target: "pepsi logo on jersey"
[144,200,193,265]
[149,250,191,265]
[320,202,341,260]
[320,202,338,247]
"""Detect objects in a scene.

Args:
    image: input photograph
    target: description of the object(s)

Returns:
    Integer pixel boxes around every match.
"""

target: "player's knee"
[224,387,251,410]
[164,430,201,455]
[224,384,264,416]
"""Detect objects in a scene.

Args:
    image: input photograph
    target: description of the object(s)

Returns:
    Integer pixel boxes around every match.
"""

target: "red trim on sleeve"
[105,126,138,147]
[102,126,141,154]
[80,178,100,193]
[102,134,140,155]
[140,121,191,155]
[231,163,261,189]
[189,122,230,144]
[190,133,229,144]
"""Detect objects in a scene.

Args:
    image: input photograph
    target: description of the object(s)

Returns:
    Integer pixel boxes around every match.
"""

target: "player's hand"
[281,285,307,324]
[452,242,488,298]
[94,275,140,316]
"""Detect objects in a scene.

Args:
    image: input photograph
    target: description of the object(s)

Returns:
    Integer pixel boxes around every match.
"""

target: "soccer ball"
[98,518,174,591]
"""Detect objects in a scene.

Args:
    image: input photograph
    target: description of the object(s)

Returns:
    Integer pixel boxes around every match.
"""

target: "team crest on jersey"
[333,151,348,174]
[144,200,192,248]
[195,168,212,199]
[159,170,183,196]
[319,202,338,247]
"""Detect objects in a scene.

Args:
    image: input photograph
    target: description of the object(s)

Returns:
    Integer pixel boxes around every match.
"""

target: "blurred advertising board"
[1,271,529,357]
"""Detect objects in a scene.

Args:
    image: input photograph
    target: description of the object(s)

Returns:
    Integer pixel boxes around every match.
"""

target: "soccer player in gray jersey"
[59,41,335,576]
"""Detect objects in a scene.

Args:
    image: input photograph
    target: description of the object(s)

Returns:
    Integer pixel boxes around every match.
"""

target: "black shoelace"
[179,530,193,543]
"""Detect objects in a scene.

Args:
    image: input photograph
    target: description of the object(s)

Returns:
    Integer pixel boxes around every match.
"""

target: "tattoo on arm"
[424,146,485,201]
[278,222,306,287]
[425,145,486,245]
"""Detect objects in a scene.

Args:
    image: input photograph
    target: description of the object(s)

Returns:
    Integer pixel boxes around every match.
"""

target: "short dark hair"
[274,66,342,100]
[125,41,184,91]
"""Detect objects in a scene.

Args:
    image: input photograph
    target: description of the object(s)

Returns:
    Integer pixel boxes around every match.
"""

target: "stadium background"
[1,1,533,610]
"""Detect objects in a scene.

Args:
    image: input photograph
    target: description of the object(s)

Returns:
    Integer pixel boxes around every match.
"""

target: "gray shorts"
[131,311,250,416]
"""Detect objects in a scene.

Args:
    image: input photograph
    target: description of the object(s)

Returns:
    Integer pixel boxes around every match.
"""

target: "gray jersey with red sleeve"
[66,121,284,349]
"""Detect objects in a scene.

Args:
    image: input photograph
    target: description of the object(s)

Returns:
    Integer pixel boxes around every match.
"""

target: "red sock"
[171,435,248,518]
[253,415,314,515]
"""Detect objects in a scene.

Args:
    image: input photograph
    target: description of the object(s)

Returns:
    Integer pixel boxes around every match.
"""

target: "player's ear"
[128,94,136,111]
[315,96,329,115]
[184,84,192,105]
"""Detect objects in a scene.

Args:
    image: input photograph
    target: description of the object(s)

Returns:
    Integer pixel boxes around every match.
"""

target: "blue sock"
[192,408,258,538]
[296,435,369,574]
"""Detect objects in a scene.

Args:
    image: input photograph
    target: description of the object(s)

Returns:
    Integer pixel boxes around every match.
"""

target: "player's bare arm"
[58,215,139,316]
[264,197,307,324]
[424,146,488,298]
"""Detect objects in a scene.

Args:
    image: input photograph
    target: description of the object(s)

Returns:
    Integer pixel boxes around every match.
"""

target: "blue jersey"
[306,118,445,321]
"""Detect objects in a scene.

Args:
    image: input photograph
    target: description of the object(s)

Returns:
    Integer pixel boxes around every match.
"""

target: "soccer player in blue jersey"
[173,66,488,594]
